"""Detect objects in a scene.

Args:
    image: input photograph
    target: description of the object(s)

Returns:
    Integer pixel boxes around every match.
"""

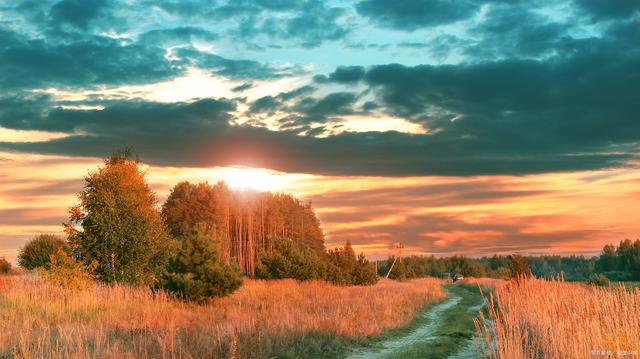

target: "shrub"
[161,225,242,302]
[18,234,68,270]
[587,273,610,287]
[0,257,11,274]
[41,248,95,290]
[602,270,633,282]
[256,237,330,281]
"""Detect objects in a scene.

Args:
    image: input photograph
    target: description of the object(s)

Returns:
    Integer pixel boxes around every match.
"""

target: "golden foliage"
[0,275,445,358]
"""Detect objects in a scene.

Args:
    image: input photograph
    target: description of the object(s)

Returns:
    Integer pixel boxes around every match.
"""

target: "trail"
[348,287,485,359]
[347,288,463,359]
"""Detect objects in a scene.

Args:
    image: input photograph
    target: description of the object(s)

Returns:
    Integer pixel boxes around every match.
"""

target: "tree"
[0,257,11,274]
[509,255,532,280]
[66,151,175,286]
[160,224,242,301]
[327,241,378,285]
[595,244,618,272]
[163,181,326,275]
[256,236,330,281]
[18,234,68,270]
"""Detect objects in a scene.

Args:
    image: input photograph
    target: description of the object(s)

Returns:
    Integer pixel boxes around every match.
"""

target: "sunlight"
[219,166,292,192]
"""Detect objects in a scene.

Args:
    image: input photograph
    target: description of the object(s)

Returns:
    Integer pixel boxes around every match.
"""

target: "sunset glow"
[1,0,639,266]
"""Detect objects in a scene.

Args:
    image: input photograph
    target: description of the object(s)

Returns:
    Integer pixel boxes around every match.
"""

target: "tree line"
[376,239,640,283]
[15,151,377,301]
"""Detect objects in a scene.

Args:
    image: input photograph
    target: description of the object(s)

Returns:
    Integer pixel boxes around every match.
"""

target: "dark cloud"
[176,47,302,80]
[248,85,316,114]
[50,0,108,29]
[575,0,640,20]
[0,29,183,89]
[356,0,481,31]
[292,92,358,119]
[466,4,570,59]
[235,2,352,48]
[314,66,365,84]
[138,27,218,46]
[153,0,352,48]
[1,96,633,176]
[231,82,253,92]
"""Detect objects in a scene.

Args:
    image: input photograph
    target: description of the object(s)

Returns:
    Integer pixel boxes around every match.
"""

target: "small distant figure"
[452,273,464,283]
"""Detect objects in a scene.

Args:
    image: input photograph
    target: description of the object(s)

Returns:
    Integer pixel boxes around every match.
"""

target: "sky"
[1,0,639,262]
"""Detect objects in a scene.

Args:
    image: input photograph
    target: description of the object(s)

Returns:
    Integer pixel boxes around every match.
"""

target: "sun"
[221,167,289,192]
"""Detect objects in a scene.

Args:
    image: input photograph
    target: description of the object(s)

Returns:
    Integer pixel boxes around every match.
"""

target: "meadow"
[476,278,640,359]
[0,274,445,358]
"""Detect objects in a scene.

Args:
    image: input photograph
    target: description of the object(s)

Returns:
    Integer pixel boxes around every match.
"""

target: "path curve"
[347,289,463,359]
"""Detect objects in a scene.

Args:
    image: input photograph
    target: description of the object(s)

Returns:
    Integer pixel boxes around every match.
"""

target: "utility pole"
[385,242,404,278]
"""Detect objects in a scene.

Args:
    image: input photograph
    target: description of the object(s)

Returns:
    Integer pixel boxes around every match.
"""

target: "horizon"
[2,0,640,263]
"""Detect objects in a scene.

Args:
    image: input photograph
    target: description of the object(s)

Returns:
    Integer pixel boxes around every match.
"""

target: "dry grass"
[476,277,640,359]
[0,274,445,358]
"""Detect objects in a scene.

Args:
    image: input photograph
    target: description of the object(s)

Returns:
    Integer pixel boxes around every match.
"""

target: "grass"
[346,278,502,359]
[476,277,640,358]
[0,274,446,358]
[389,284,485,359]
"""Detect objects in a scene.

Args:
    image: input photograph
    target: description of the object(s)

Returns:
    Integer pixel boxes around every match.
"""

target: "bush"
[0,257,11,274]
[602,270,633,282]
[41,248,95,290]
[256,237,330,281]
[161,225,242,302]
[18,234,68,270]
[587,273,611,287]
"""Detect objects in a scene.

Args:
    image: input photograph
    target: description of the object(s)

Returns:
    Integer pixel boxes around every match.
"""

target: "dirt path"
[347,288,464,359]
[347,284,485,359]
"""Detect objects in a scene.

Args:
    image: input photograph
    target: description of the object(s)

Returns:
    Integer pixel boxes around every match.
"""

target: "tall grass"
[0,274,445,358]
[476,277,640,359]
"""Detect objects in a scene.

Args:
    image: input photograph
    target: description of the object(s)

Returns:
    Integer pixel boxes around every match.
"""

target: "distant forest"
[376,239,640,282]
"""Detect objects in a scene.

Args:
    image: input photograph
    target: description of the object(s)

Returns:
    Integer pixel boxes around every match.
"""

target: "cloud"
[356,0,481,31]
[138,27,218,46]
[575,0,640,20]
[0,29,183,90]
[465,3,571,59]
[50,0,109,29]
[176,48,303,80]
[314,66,365,84]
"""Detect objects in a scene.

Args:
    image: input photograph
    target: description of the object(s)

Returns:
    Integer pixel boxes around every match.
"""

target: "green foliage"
[595,239,640,280]
[587,273,610,287]
[509,255,532,280]
[161,224,243,301]
[256,237,330,281]
[66,151,176,286]
[40,248,95,290]
[0,257,11,274]
[602,270,633,282]
[256,239,378,286]
[18,234,68,270]
[327,241,378,286]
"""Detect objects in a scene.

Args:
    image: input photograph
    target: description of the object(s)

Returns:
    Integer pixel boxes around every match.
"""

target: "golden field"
[0,275,445,358]
[476,278,640,359]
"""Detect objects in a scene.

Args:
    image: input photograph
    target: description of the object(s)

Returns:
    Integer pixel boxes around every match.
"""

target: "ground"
[346,283,485,359]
